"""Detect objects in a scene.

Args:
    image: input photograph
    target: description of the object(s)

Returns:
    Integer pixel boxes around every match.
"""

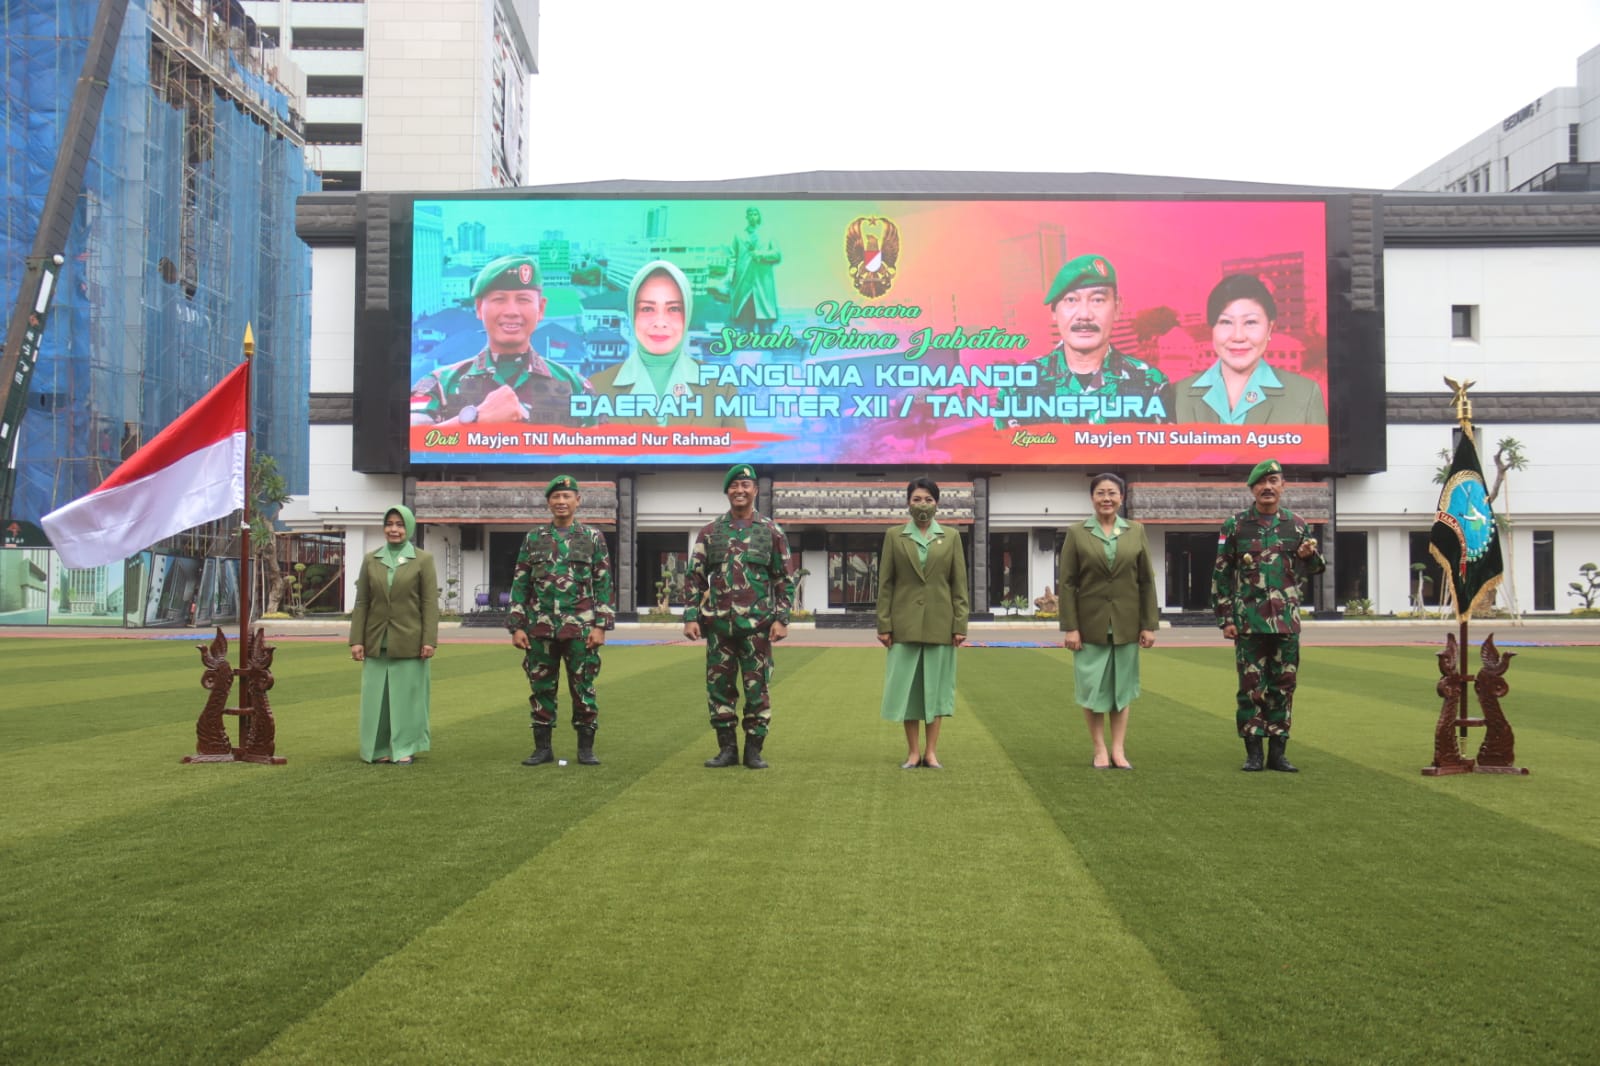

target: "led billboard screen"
[408,198,1329,466]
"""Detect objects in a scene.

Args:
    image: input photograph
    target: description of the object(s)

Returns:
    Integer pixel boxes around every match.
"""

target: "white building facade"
[241,0,538,191]
[1400,43,1600,194]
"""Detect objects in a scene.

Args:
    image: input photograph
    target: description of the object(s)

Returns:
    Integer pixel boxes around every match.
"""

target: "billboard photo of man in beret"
[994,253,1172,428]
[411,254,594,427]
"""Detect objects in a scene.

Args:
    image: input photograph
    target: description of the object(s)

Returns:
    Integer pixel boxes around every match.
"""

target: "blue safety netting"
[1,0,315,526]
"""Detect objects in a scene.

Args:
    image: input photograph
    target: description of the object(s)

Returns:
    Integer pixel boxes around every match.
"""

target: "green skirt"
[1072,641,1141,714]
[880,642,957,722]
[359,655,432,762]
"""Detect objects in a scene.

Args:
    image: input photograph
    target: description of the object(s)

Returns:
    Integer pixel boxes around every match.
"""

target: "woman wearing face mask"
[1058,473,1157,770]
[349,505,439,765]
[588,259,744,429]
[876,477,969,769]
[1173,274,1326,425]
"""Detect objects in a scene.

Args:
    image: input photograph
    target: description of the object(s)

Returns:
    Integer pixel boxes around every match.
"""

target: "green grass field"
[2,636,1597,1065]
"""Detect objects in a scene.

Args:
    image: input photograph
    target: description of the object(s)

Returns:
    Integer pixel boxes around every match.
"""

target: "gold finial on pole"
[243,322,255,360]
[1444,376,1475,431]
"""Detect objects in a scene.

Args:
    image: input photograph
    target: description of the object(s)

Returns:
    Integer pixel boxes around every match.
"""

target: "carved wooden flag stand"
[1423,379,1526,777]
[181,325,287,766]
[1424,631,1526,776]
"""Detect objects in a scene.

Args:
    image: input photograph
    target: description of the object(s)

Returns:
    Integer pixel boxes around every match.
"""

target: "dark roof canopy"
[510,169,1377,197]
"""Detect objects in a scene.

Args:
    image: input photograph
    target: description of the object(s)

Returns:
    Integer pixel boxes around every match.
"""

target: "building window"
[990,531,1030,611]
[306,75,364,98]
[638,532,691,609]
[304,123,363,145]
[319,171,361,192]
[1533,529,1554,611]
[1408,531,1444,608]
[1163,531,1217,612]
[1571,124,1581,164]
[1451,304,1478,340]
[825,533,882,608]
[1335,531,1368,605]
[1470,172,1480,192]
[291,27,364,50]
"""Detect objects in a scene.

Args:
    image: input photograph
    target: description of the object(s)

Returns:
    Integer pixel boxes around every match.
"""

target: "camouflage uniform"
[1212,506,1325,737]
[411,347,592,425]
[994,345,1172,428]
[508,521,615,730]
[683,512,792,737]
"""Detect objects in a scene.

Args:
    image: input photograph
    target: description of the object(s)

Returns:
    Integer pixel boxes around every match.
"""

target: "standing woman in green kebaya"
[876,477,969,769]
[349,505,439,765]
[1058,473,1158,770]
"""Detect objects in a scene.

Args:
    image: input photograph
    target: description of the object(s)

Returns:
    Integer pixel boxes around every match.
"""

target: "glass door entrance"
[1164,532,1218,612]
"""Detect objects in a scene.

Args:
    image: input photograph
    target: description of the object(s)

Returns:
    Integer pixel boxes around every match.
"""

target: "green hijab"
[616,259,696,399]
[378,504,418,586]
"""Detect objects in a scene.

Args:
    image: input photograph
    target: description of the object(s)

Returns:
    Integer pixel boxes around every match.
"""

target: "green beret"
[472,254,542,299]
[544,474,579,498]
[1247,459,1283,486]
[1043,253,1117,306]
[723,464,757,491]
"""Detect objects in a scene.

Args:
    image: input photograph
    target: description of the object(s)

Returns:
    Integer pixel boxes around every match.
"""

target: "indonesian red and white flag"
[42,363,248,569]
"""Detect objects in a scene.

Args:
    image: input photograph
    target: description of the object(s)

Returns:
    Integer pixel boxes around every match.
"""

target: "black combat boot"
[1241,735,1264,772]
[743,732,768,770]
[575,727,600,765]
[1267,735,1299,773]
[704,728,739,768]
[522,725,555,766]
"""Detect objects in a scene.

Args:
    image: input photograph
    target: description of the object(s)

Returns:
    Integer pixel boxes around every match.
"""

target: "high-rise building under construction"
[0,0,315,530]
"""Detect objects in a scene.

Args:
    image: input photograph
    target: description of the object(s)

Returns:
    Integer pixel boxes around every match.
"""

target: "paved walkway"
[7,618,1596,647]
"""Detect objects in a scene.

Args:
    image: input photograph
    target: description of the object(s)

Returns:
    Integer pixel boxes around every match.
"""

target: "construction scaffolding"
[1,0,315,536]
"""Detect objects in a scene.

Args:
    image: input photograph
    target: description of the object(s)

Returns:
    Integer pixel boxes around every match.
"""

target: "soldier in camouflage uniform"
[682,463,792,769]
[411,255,593,427]
[508,474,615,767]
[1212,459,1325,773]
[994,253,1172,428]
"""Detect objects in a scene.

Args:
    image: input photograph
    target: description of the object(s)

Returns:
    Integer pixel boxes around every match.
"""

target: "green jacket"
[1057,519,1159,645]
[349,547,440,658]
[1172,367,1327,425]
[876,522,970,644]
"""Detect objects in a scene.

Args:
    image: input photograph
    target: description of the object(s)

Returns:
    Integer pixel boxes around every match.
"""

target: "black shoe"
[1267,735,1299,773]
[704,728,739,768]
[522,725,555,766]
[743,733,769,770]
[575,728,600,766]
[1241,735,1264,772]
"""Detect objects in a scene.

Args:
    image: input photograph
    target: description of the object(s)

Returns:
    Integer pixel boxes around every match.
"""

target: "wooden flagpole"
[182,324,285,765]
[238,325,254,730]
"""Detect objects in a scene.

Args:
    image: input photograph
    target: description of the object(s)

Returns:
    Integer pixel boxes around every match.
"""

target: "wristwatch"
[458,404,478,424]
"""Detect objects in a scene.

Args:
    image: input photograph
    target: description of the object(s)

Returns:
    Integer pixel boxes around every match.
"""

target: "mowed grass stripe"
[967,650,1600,1065]
[1096,646,1600,850]
[0,642,676,848]
[250,646,1225,1066]
[0,648,712,1066]
[0,640,246,749]
[1293,647,1600,848]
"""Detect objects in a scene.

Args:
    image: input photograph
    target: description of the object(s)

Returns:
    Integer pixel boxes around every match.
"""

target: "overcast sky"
[525,0,1600,189]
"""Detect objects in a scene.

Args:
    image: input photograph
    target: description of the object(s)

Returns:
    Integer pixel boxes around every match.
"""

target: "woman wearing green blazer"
[1171,273,1327,426]
[876,477,969,769]
[349,505,439,765]
[1059,473,1158,770]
